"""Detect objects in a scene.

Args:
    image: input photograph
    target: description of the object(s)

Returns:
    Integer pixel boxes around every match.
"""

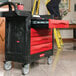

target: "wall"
[39,0,76,38]
[63,0,76,23]
[61,0,76,38]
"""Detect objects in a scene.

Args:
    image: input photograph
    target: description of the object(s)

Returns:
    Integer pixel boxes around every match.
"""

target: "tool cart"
[0,2,54,75]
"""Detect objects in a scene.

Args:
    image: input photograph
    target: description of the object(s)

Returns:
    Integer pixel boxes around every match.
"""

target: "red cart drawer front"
[49,19,69,28]
[30,28,53,55]
[31,29,52,37]
[31,43,52,54]
[31,36,52,45]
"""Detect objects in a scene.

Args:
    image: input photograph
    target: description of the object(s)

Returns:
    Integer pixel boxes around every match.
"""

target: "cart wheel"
[22,64,30,75]
[47,56,52,65]
[4,61,12,71]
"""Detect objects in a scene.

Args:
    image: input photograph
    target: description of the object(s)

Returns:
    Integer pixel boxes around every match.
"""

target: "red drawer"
[31,43,52,55]
[31,36,52,45]
[31,28,52,37]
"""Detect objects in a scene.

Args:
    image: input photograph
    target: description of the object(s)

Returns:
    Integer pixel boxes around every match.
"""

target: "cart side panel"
[5,17,30,63]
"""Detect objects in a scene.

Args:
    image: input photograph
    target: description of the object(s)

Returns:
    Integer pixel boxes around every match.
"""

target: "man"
[46,0,61,19]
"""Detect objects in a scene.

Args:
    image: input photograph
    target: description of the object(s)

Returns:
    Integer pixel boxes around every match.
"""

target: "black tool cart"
[0,2,54,75]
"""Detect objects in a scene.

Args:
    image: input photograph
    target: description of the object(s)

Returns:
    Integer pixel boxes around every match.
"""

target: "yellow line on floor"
[51,48,63,76]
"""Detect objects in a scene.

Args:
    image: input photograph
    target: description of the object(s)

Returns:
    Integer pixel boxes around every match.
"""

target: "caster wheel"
[47,56,52,65]
[22,64,30,75]
[4,61,12,71]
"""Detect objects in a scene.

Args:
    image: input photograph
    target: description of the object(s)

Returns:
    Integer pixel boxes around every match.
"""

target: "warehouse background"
[39,0,76,39]
[12,0,76,39]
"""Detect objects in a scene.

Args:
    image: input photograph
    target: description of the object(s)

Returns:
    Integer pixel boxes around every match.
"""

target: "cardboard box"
[0,17,5,54]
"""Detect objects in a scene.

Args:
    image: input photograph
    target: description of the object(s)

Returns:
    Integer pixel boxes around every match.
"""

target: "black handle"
[0,2,18,12]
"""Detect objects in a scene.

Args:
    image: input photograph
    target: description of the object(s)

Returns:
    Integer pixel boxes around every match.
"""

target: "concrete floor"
[0,42,76,76]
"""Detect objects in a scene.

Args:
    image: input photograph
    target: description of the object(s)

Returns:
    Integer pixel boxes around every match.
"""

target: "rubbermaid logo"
[40,54,45,57]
